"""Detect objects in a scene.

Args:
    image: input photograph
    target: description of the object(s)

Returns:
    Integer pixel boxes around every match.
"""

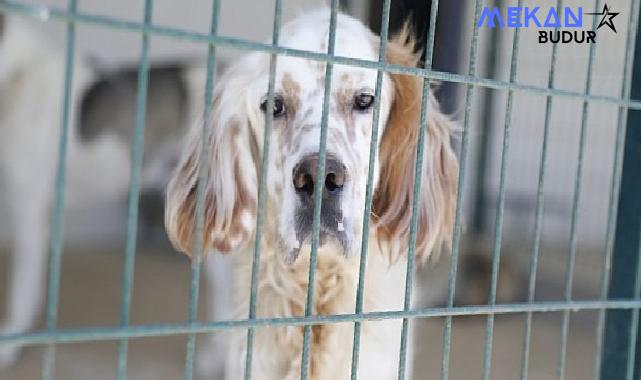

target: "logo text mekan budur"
[477,4,620,44]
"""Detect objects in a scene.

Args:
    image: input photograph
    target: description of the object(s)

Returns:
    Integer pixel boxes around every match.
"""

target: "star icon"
[586,4,620,33]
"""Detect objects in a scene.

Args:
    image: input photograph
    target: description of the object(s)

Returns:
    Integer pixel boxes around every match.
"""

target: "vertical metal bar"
[349,0,391,377]
[116,0,153,378]
[556,1,602,379]
[41,0,78,378]
[396,72,428,380]
[625,228,641,380]
[299,2,338,379]
[439,1,484,379]
[243,1,282,379]
[396,2,441,380]
[471,0,503,237]
[594,1,641,379]
[519,1,563,378]
[480,0,523,377]
[182,1,220,379]
[601,1,641,378]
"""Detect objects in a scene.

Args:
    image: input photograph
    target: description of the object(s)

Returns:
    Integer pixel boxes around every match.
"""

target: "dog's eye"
[260,95,286,118]
[353,93,375,111]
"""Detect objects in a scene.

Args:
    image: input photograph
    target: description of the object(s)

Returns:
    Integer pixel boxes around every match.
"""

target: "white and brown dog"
[0,14,97,368]
[166,9,458,380]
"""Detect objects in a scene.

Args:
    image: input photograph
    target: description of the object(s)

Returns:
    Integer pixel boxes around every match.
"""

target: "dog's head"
[165,10,458,263]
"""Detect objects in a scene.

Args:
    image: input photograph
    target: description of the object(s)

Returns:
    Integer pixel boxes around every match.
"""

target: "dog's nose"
[293,154,346,201]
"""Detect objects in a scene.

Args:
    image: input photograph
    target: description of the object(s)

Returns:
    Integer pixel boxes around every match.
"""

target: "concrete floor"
[0,247,600,380]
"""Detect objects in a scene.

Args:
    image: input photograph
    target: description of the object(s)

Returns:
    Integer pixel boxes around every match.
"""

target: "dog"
[0,14,96,368]
[166,9,459,380]
[0,13,195,368]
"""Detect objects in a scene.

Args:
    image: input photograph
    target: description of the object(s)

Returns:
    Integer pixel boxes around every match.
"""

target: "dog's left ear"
[373,27,459,263]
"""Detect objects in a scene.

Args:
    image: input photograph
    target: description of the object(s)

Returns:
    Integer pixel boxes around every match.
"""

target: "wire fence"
[0,0,640,379]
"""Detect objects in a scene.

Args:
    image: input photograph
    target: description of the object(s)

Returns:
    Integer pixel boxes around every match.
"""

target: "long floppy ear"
[165,66,260,256]
[373,27,459,263]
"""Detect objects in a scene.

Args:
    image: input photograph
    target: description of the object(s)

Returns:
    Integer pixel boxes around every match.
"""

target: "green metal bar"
[350,0,391,377]
[299,2,338,379]
[396,64,428,380]
[1,1,641,110]
[182,1,220,379]
[471,0,502,238]
[601,0,641,377]
[3,301,641,347]
[556,1,601,378]
[116,1,153,378]
[480,0,524,377]
[626,226,641,380]
[519,0,563,377]
[440,1,484,379]
[0,0,636,375]
[41,0,78,378]
[594,1,641,379]
[244,1,282,379]
[396,1,441,379]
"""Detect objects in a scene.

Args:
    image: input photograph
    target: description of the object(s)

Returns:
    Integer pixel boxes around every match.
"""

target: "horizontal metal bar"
[1,300,641,347]
[1,1,640,111]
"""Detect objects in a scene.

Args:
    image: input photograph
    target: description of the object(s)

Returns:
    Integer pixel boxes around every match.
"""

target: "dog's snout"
[293,154,346,200]
[291,153,350,257]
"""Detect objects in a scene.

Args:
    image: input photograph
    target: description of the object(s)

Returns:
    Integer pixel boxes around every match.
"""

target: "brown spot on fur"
[278,73,303,152]
[282,73,301,118]
[248,127,261,177]
[230,122,241,138]
[333,88,357,142]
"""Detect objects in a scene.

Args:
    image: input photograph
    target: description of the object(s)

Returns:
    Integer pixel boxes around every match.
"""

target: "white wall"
[18,0,367,67]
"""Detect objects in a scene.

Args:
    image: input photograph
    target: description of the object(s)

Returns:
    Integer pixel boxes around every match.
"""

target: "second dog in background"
[0,13,201,368]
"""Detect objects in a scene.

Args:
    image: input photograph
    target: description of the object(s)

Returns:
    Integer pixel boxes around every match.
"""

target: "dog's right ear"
[372,25,459,263]
[165,67,260,256]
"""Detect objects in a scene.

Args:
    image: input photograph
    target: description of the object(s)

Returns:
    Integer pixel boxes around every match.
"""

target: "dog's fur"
[166,10,458,380]
[0,15,95,368]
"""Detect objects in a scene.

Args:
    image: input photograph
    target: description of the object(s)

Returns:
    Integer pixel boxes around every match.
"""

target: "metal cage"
[0,0,640,379]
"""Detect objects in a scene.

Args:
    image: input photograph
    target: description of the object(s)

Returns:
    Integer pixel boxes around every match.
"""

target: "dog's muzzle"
[288,153,349,261]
